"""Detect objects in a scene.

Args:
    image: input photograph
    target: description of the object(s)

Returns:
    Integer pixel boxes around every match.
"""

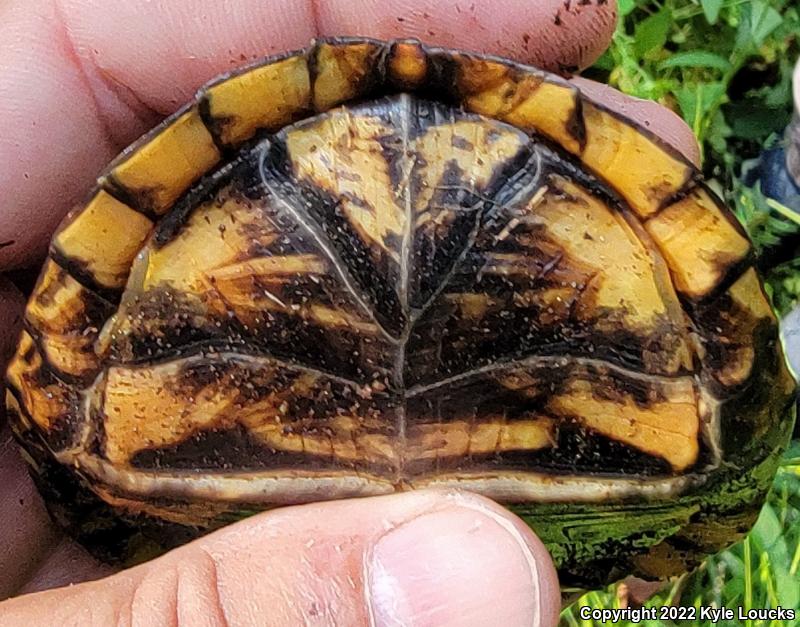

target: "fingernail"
[366,498,547,627]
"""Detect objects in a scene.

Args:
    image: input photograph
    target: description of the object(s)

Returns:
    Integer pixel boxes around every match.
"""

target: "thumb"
[0,490,560,627]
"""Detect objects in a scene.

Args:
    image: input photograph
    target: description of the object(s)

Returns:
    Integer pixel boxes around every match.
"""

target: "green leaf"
[658,50,732,72]
[750,0,784,47]
[633,8,672,58]
[701,0,723,25]
[706,108,732,157]
[618,0,637,17]
[674,81,726,133]
[675,86,698,127]
[591,49,615,72]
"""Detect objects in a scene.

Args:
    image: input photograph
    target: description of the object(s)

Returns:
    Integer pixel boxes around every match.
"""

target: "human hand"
[0,1,700,625]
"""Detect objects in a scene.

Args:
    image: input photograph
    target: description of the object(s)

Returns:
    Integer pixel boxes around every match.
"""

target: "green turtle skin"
[5,38,796,587]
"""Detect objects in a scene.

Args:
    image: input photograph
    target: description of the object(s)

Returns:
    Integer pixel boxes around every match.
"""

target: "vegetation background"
[561,1,800,625]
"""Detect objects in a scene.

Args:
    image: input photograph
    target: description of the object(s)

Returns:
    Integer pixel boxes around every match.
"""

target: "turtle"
[4,37,796,587]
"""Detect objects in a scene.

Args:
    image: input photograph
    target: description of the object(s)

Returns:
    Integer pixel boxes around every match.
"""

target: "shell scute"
[52,189,153,291]
[6,332,82,450]
[310,39,387,111]
[645,186,752,299]
[24,259,113,379]
[105,108,220,215]
[580,102,694,217]
[203,54,312,146]
[693,267,779,391]
[386,40,429,89]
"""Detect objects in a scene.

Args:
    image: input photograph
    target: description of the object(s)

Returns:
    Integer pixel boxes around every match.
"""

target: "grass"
[561,1,800,624]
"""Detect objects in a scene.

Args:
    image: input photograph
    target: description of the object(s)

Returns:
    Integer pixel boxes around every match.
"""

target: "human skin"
[0,1,700,625]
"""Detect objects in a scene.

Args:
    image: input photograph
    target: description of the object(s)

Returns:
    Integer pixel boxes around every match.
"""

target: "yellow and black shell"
[5,38,796,586]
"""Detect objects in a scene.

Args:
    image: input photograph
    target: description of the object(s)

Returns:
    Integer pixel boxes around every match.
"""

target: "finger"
[18,539,114,596]
[0,427,108,599]
[0,491,561,627]
[0,425,60,600]
[570,76,702,167]
[0,0,616,269]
